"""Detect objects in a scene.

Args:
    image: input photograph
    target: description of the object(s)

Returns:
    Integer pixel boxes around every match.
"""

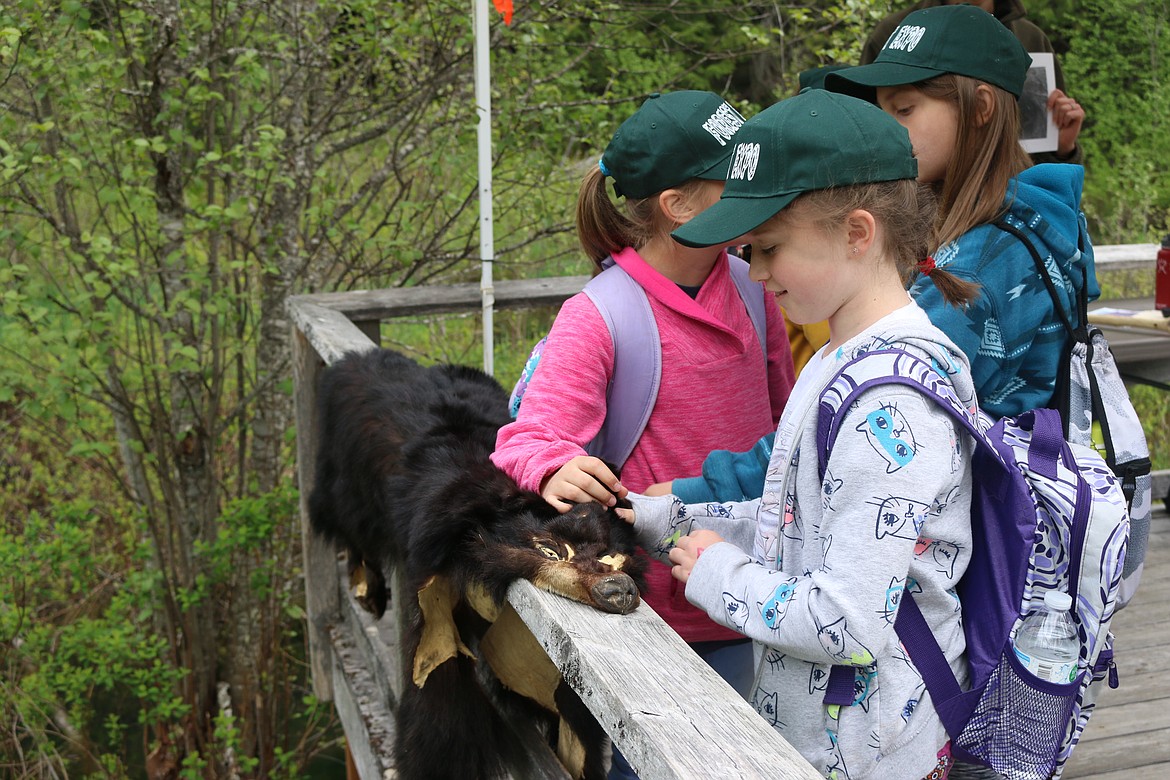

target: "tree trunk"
[146,2,220,764]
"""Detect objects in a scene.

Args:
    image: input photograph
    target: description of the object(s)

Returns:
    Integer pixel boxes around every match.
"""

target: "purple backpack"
[509,255,766,468]
[817,349,1128,780]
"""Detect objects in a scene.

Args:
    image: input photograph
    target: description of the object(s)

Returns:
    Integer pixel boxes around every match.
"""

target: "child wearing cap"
[640,65,844,507]
[826,3,1099,420]
[622,89,979,779]
[491,92,796,716]
[859,0,1084,165]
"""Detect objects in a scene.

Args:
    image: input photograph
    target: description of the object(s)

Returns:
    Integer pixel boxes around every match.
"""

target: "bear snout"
[591,573,640,614]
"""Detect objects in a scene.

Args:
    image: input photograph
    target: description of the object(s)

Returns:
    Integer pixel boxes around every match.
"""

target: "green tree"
[943,0,1170,242]
[0,1,892,775]
[1049,0,1170,241]
[1,0,500,772]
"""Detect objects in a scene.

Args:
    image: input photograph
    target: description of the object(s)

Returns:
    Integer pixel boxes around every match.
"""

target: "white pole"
[473,0,495,376]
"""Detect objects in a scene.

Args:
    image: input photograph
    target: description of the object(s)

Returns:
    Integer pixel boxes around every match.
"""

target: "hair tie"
[917,256,937,276]
[598,158,612,178]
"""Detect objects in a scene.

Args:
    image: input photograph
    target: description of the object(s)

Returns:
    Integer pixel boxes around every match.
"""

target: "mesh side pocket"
[955,650,1080,780]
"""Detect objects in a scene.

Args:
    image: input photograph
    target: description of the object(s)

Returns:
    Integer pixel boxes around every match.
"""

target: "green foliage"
[0,405,321,776]
[1032,0,1170,242]
[197,485,300,604]
[0,500,184,776]
[1131,384,1170,470]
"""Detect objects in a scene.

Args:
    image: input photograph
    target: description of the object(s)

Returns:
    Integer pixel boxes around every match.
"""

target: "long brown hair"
[798,179,979,308]
[575,166,711,273]
[916,73,1031,248]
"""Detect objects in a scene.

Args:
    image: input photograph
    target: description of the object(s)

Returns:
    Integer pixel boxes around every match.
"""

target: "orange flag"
[492,0,513,25]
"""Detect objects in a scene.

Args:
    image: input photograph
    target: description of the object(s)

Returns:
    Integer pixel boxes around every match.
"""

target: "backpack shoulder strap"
[727,252,767,355]
[581,254,767,468]
[815,350,977,725]
[582,262,661,467]
[816,349,1043,736]
[992,217,1084,340]
[815,349,989,482]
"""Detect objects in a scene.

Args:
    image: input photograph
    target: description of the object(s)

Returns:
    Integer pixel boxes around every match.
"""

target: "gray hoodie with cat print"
[629,301,978,779]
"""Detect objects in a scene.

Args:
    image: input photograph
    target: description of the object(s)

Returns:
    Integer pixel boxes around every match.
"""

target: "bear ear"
[501,490,552,522]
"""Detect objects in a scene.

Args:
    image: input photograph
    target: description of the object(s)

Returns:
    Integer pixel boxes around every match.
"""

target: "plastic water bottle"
[1013,590,1079,684]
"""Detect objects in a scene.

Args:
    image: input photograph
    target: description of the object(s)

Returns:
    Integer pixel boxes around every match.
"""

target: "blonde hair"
[916,73,1032,247]
[575,167,713,273]
[796,179,979,307]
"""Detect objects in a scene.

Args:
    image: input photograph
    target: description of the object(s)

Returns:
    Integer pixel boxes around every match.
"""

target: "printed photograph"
[1020,52,1058,153]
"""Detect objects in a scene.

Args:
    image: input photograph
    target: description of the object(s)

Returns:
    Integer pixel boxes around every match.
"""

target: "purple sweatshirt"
[492,246,795,642]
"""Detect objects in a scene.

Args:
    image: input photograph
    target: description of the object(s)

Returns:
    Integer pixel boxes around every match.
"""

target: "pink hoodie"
[493,247,795,642]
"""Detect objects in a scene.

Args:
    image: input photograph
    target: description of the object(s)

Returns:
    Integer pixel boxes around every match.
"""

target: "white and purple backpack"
[817,349,1128,780]
[994,216,1151,610]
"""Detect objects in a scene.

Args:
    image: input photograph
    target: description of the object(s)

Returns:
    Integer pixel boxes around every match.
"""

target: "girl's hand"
[641,479,674,496]
[540,456,626,512]
[668,530,725,584]
[1047,89,1084,159]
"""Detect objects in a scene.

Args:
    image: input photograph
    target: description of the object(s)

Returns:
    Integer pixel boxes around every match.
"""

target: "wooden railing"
[288,244,1166,779]
[1093,242,1160,270]
[289,293,822,779]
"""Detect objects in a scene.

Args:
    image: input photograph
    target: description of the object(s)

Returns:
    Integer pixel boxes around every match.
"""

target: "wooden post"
[292,326,336,700]
[290,300,382,700]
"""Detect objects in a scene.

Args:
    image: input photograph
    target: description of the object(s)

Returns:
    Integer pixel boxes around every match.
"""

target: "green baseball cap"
[798,64,849,93]
[825,5,1031,100]
[671,90,918,248]
[600,91,746,200]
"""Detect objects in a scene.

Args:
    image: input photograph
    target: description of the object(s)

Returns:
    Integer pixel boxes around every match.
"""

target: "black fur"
[308,348,647,780]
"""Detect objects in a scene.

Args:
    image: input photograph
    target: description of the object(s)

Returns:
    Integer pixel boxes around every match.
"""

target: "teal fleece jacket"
[911,163,1098,419]
[675,164,1099,503]
[673,432,774,504]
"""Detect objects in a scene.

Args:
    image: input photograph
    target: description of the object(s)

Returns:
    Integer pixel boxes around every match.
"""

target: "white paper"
[1020,52,1058,153]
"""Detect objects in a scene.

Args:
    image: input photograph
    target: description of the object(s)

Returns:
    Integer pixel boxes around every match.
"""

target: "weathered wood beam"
[1094,243,1159,271]
[290,275,590,322]
[507,580,823,780]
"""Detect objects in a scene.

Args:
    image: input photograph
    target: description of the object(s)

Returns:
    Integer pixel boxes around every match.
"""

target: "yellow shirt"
[784,317,830,376]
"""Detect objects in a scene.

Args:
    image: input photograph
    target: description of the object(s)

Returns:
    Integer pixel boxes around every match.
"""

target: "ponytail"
[575,166,666,273]
[575,167,637,272]
[915,256,981,308]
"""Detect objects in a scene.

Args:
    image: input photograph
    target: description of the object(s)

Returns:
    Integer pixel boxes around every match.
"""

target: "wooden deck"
[1064,489,1170,779]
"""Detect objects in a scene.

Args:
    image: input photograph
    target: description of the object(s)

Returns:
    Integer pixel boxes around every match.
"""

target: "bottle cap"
[1043,590,1073,612]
